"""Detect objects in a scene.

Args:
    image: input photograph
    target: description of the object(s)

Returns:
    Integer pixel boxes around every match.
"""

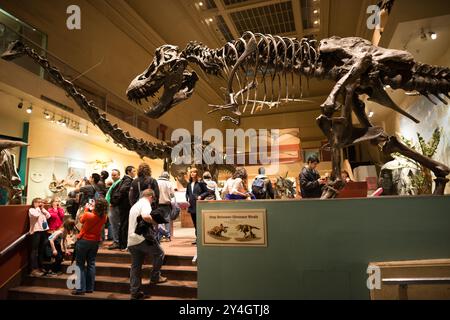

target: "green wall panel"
[197,196,450,299]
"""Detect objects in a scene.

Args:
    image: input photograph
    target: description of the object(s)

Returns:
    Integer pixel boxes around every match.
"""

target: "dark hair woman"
[129,163,159,207]
[72,198,108,295]
[185,168,209,244]
[28,197,51,276]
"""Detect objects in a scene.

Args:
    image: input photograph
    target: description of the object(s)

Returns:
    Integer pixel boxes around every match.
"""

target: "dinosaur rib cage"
[182,32,323,116]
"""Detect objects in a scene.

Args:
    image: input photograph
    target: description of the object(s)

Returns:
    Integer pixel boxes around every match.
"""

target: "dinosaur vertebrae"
[182,33,322,118]
[14,43,173,160]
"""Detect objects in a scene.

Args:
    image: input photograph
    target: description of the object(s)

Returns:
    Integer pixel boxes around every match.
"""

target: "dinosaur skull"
[126,45,199,118]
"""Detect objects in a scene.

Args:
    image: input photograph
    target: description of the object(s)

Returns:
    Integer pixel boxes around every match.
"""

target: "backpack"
[252,178,268,199]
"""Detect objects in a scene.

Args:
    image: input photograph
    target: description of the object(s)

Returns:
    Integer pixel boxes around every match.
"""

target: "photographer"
[72,198,108,295]
[28,198,51,277]
[75,173,105,208]
[128,189,166,300]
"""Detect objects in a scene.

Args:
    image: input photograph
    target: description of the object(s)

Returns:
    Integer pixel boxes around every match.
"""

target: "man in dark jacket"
[129,164,160,209]
[118,165,136,250]
[299,155,326,198]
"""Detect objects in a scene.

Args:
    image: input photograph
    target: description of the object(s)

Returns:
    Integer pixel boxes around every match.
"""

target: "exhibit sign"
[201,209,267,247]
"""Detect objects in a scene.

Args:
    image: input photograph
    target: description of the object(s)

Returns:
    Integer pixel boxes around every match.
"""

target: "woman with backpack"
[72,198,108,295]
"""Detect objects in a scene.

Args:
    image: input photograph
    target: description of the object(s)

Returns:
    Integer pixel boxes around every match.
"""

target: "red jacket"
[77,210,107,241]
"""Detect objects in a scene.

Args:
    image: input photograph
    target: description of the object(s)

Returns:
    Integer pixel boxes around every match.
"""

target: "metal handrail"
[0,232,29,259]
[383,277,450,285]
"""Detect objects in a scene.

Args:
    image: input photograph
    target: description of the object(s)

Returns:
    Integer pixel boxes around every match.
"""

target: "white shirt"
[29,207,51,234]
[127,197,152,247]
[222,178,234,197]
[157,178,174,204]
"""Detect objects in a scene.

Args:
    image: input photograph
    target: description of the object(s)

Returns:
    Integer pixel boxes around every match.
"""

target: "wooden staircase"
[8,240,197,300]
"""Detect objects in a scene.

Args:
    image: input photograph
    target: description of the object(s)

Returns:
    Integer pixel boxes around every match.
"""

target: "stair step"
[51,261,197,281]
[96,249,195,266]
[23,274,197,298]
[8,286,194,300]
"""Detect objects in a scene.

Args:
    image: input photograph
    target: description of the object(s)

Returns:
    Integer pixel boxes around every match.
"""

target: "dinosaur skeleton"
[125,33,450,198]
[0,139,26,204]
[3,33,449,197]
[1,41,234,188]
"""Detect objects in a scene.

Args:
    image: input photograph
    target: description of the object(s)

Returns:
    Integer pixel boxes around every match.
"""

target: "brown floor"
[100,236,197,257]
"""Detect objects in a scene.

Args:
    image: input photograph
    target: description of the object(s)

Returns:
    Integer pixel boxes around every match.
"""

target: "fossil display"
[0,139,26,204]
[125,33,450,197]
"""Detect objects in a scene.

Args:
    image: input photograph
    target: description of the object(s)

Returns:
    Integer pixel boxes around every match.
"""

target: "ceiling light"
[26,104,33,114]
[198,2,203,6]
[313,9,319,14]
[430,32,437,40]
[208,18,213,22]
[314,20,319,25]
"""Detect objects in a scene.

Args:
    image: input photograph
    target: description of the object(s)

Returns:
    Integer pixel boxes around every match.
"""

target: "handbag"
[150,207,169,224]
[170,196,181,221]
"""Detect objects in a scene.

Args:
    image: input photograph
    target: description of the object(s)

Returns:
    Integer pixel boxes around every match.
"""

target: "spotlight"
[26,104,33,114]
[17,100,23,109]
[430,32,437,40]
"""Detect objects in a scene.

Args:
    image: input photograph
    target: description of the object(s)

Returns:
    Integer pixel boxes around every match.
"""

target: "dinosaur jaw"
[0,40,25,61]
[126,70,198,119]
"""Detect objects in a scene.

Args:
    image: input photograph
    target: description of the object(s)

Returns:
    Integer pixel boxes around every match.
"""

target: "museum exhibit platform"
[197,196,450,299]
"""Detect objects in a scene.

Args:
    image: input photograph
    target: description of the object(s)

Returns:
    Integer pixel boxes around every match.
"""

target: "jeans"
[128,240,164,295]
[49,238,64,273]
[30,231,48,270]
[156,222,171,241]
[108,206,121,244]
[119,206,130,249]
[75,239,99,293]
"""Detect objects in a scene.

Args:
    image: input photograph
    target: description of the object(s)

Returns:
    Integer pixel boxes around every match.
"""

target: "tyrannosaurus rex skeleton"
[125,32,450,197]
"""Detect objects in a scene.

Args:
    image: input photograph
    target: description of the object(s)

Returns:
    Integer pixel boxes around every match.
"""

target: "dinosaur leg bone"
[381,136,450,195]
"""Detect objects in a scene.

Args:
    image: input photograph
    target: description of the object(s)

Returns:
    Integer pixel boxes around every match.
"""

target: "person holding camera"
[72,198,108,295]
[299,155,326,198]
[28,198,51,277]
[128,188,167,300]
[47,198,65,231]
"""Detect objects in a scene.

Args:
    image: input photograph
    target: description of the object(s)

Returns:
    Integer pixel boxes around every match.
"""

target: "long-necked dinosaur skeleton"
[1,41,234,188]
[2,32,449,197]
[125,33,449,197]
